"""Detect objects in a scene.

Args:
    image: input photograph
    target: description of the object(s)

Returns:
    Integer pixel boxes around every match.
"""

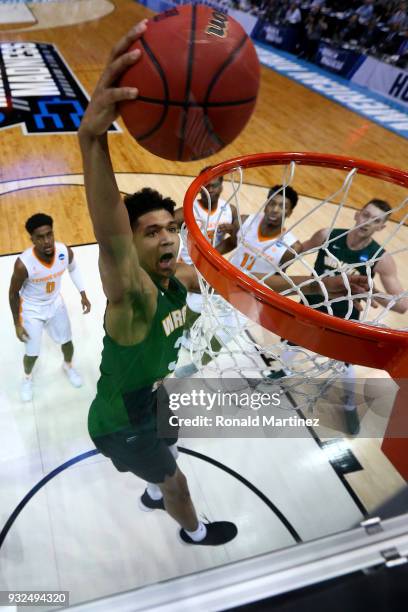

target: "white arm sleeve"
[68,259,85,293]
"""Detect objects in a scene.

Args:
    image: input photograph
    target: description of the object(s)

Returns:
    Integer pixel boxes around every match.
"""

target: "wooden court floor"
[0,0,407,255]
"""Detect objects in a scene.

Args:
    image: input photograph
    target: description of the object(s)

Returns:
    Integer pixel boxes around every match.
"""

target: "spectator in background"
[356,0,375,26]
[238,0,252,11]
[387,2,408,30]
[398,34,408,55]
[265,0,287,24]
[284,1,302,26]
[379,22,406,55]
[396,35,408,67]
[284,0,303,52]
[276,0,290,23]
[336,14,361,44]
[359,16,381,51]
[298,6,328,60]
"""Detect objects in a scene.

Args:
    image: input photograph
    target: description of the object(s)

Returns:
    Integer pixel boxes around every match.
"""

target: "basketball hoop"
[183,152,408,480]
[184,152,408,374]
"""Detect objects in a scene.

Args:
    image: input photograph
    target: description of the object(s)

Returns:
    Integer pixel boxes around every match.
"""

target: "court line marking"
[0,174,403,224]
[0,447,301,551]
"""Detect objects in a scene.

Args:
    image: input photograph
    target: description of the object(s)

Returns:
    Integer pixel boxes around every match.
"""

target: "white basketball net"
[180,162,408,410]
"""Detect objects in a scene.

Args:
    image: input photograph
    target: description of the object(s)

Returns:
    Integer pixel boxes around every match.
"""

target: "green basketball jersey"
[307,228,384,319]
[88,276,187,437]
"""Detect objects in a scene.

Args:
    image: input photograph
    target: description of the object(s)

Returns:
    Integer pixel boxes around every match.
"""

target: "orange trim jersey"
[179,197,232,265]
[229,214,297,274]
[19,242,69,306]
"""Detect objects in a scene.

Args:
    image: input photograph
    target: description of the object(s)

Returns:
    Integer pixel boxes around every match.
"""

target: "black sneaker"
[344,408,360,435]
[180,521,238,546]
[267,369,286,380]
[139,489,165,512]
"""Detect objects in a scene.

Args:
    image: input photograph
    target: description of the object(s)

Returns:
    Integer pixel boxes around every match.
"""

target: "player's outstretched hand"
[323,274,369,296]
[79,20,147,137]
[323,273,371,312]
[15,324,29,342]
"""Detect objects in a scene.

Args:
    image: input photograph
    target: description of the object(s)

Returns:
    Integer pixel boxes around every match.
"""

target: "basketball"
[118,4,260,161]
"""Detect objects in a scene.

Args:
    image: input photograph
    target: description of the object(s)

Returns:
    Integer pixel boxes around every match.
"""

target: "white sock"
[146,483,163,500]
[24,372,32,380]
[185,521,207,542]
[63,362,72,370]
[343,364,356,410]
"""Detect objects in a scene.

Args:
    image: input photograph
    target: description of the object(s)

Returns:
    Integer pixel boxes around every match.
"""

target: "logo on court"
[0,42,119,135]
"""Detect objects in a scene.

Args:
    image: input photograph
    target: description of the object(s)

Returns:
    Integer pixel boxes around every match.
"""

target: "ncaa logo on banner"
[0,42,118,134]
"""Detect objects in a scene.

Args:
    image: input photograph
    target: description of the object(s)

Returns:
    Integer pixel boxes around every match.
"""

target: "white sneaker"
[63,365,82,388]
[21,377,33,402]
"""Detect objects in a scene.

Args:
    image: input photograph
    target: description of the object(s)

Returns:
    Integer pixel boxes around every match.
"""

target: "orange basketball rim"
[184,152,408,481]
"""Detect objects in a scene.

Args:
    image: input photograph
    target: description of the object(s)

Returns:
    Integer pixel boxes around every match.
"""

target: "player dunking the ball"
[78,21,369,545]
[78,21,237,546]
[9,213,91,402]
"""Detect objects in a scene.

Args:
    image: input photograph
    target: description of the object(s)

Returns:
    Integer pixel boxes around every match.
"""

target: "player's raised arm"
[78,21,147,301]
[294,228,329,255]
[216,212,247,255]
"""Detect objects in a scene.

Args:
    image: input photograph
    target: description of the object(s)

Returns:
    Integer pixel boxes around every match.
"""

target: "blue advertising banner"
[315,43,365,79]
[253,20,298,53]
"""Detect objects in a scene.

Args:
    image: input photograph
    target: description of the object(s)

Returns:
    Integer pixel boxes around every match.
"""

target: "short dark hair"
[267,185,298,209]
[25,213,53,235]
[365,199,392,215]
[124,188,176,229]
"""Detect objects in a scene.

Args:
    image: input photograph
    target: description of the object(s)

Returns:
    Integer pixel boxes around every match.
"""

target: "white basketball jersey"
[179,197,232,265]
[229,214,297,274]
[19,242,69,306]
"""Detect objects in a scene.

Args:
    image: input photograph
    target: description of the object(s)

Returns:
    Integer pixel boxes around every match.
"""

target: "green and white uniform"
[307,228,384,320]
[88,276,187,482]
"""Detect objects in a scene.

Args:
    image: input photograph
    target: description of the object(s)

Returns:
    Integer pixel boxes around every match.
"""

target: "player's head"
[198,166,223,209]
[264,185,298,227]
[25,213,55,257]
[124,188,179,282]
[354,199,391,238]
